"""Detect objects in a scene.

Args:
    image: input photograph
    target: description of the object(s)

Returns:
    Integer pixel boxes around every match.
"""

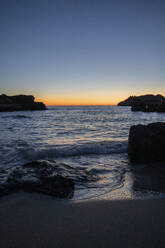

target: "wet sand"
[0,192,165,248]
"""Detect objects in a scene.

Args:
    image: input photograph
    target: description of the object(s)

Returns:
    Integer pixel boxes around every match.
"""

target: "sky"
[0,0,165,105]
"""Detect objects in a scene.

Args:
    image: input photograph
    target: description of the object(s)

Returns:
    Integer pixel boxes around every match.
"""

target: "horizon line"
[46,104,117,106]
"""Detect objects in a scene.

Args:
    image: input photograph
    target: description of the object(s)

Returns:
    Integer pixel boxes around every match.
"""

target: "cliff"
[118,94,165,112]
[0,94,46,112]
[117,96,135,106]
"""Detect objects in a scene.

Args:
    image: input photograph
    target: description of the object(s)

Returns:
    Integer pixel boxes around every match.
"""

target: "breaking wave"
[18,140,128,161]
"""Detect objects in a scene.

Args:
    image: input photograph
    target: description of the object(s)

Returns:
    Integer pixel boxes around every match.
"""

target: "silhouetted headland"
[0,94,46,111]
[118,94,165,112]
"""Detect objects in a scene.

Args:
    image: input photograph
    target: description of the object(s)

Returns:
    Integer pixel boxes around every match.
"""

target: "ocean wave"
[17,140,127,161]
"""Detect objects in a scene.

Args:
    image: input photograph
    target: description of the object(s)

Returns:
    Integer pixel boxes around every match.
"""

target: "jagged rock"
[0,94,46,112]
[0,161,74,198]
[118,94,165,112]
[128,122,165,163]
[117,96,135,106]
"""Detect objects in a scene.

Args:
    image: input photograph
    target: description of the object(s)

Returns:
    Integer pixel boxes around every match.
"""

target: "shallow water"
[1,106,165,200]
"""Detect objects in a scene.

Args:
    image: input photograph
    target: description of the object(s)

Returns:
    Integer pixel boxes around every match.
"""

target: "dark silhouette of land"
[0,94,46,111]
[118,94,165,112]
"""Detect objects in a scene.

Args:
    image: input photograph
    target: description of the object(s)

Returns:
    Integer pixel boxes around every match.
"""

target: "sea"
[1,105,165,201]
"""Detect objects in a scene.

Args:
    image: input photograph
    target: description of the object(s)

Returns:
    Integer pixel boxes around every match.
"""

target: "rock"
[0,161,74,198]
[118,94,165,112]
[11,95,35,104]
[0,94,46,112]
[23,175,74,198]
[117,96,135,106]
[128,122,165,163]
[132,164,165,193]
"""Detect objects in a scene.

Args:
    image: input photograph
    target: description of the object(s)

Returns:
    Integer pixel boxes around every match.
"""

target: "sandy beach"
[0,193,165,248]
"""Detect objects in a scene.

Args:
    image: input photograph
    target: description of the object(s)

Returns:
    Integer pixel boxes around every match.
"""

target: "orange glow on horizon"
[46,103,116,106]
[36,93,122,106]
[42,100,117,106]
[5,88,165,106]
[44,99,117,106]
[35,90,165,106]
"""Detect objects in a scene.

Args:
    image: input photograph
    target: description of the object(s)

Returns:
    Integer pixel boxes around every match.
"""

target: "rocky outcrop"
[117,96,135,106]
[0,160,74,198]
[118,94,165,112]
[0,94,46,112]
[128,122,165,163]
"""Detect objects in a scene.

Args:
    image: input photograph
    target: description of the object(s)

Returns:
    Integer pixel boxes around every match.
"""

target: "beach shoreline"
[0,192,165,248]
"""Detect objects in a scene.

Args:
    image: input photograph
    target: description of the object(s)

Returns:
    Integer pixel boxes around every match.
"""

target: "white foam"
[18,140,128,160]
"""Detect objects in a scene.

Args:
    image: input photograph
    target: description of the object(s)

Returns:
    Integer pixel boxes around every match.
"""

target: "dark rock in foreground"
[0,94,46,112]
[118,94,165,112]
[0,161,74,198]
[132,164,165,193]
[128,122,165,163]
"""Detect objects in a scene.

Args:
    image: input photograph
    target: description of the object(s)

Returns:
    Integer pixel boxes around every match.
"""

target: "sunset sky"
[1,0,165,105]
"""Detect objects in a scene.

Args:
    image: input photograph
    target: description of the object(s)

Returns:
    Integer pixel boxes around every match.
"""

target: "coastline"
[0,192,165,248]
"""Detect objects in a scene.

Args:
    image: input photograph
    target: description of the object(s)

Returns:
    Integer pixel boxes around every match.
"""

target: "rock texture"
[0,160,74,198]
[118,94,165,112]
[128,122,165,163]
[0,94,46,112]
[132,164,165,193]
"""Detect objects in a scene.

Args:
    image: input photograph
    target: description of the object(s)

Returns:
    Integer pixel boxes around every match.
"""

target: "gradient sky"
[0,0,165,105]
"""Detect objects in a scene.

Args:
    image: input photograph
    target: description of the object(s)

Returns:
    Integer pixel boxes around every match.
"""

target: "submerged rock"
[128,122,165,163]
[0,94,46,112]
[118,94,165,112]
[0,161,74,198]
